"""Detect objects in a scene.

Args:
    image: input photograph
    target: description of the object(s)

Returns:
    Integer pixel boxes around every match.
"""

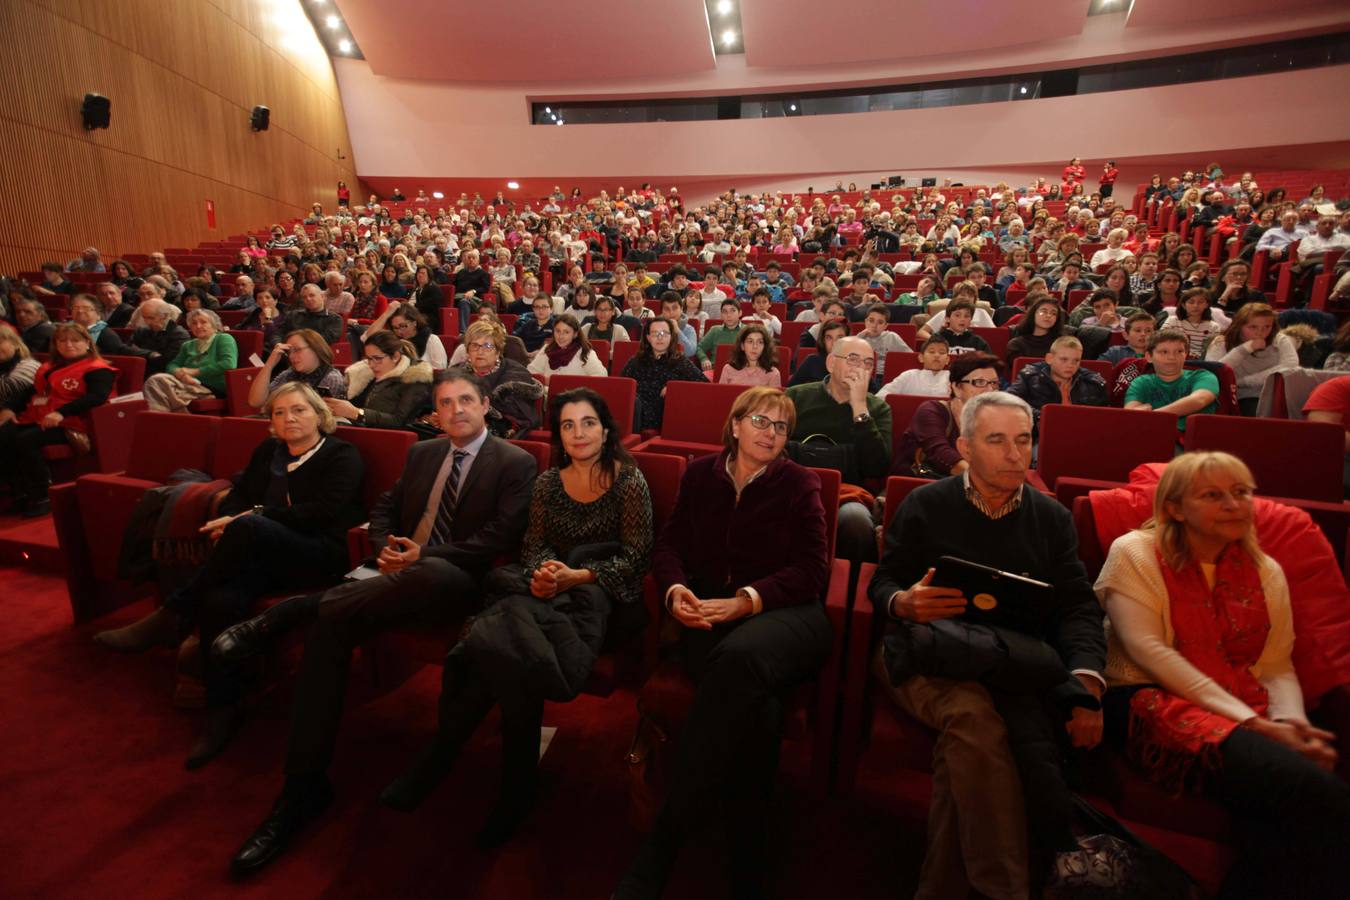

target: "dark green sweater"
[784,378,892,485]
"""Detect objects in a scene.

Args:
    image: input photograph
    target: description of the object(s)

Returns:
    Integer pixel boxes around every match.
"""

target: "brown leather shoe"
[93,607,183,653]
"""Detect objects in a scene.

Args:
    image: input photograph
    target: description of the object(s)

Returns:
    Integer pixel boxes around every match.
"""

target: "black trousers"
[163,514,346,707]
[1105,686,1350,899]
[664,602,832,844]
[0,422,69,501]
[285,556,479,776]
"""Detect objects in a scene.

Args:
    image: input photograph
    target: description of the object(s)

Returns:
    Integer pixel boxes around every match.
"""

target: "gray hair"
[960,391,1033,437]
[185,307,222,332]
[140,298,176,318]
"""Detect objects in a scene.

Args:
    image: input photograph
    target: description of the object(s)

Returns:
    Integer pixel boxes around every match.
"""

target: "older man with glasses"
[785,335,892,562]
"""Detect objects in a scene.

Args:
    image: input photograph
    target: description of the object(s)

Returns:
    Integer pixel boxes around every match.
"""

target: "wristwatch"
[853,411,872,424]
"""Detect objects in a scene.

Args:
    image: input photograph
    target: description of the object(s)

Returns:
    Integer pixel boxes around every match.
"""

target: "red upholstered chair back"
[334,425,417,511]
[227,329,262,363]
[224,367,262,416]
[632,451,686,536]
[1037,404,1179,490]
[211,417,272,478]
[104,355,146,393]
[611,339,640,375]
[1184,414,1346,503]
[546,375,637,438]
[659,381,751,443]
[810,466,841,562]
[507,439,552,474]
[884,393,934,462]
[125,412,217,483]
[884,351,921,377]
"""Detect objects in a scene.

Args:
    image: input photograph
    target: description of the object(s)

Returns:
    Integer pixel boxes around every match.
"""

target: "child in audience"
[857,303,911,378]
[718,324,780,386]
[1100,311,1157,366]
[933,298,993,356]
[1163,288,1225,359]
[1124,329,1218,431]
[878,334,950,398]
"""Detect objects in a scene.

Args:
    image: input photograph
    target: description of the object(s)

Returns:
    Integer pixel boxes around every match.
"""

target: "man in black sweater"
[277,285,343,349]
[867,391,1106,900]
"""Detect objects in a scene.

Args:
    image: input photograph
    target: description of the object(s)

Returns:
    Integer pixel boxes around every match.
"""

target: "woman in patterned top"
[382,386,653,846]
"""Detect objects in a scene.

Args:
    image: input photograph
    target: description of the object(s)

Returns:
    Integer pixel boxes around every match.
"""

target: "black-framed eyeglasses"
[958,378,998,388]
[833,352,876,371]
[744,414,789,436]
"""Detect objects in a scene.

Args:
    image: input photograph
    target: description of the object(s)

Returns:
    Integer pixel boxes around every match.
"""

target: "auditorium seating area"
[5,157,1350,900]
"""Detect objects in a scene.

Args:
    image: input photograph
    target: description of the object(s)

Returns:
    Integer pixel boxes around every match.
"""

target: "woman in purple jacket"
[614,386,832,899]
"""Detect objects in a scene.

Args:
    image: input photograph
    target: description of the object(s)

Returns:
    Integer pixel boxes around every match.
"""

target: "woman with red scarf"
[1094,451,1350,899]
[0,321,115,516]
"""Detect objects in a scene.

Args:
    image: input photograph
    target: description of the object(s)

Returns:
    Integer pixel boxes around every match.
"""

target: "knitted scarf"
[1128,544,1269,792]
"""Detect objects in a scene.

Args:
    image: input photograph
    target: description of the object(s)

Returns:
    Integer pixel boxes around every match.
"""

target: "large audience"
[2,163,1350,899]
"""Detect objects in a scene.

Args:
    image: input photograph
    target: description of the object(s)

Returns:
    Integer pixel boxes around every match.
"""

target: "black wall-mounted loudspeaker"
[250,106,270,131]
[81,93,111,130]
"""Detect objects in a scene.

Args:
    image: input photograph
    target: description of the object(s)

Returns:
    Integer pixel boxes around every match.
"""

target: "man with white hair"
[868,391,1106,900]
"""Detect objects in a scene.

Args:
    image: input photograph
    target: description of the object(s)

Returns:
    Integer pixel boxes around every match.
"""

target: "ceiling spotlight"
[789,103,797,111]
[1019,86,1028,94]
[507,181,520,190]
[721,29,737,47]
[432,191,444,199]
[325,14,340,29]
[544,106,551,114]
[717,0,733,14]
[556,119,564,126]
[338,39,352,53]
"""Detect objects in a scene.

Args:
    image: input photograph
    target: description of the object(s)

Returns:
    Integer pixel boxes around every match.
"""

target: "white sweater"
[1093,530,1304,723]
[527,346,607,381]
[877,368,949,398]
[1204,331,1299,400]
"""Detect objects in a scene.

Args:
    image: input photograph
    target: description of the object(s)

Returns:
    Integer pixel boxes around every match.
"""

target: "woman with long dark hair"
[382,387,653,847]
[1004,294,1068,366]
[620,315,706,431]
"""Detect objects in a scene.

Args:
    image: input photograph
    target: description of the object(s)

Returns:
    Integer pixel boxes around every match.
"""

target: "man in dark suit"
[215,370,537,877]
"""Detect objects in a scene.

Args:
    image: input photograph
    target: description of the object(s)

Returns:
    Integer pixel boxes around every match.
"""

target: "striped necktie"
[428,449,469,547]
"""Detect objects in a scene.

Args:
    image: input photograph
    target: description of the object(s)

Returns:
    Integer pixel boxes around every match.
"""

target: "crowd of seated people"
[2,166,1350,899]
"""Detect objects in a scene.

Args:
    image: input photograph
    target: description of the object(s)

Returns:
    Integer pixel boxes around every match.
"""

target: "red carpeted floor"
[0,564,932,900]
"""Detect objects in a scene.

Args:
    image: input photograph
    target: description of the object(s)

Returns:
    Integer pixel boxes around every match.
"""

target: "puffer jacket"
[344,355,433,427]
[1007,361,1109,427]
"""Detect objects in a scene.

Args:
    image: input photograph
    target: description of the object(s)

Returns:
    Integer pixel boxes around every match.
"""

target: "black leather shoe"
[476,781,537,850]
[230,778,333,878]
[379,741,460,813]
[185,704,244,770]
[211,594,316,665]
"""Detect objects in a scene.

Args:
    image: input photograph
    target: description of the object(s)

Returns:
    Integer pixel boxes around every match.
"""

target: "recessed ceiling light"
[544,106,551,114]
[556,119,564,126]
[507,181,520,190]
[721,29,737,47]
[432,191,444,199]
[325,14,340,29]
[1019,86,1027,94]
[338,39,352,53]
[789,103,797,111]
[717,0,733,14]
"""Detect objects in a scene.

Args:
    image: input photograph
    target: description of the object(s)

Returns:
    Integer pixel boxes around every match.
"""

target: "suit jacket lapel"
[453,435,497,517]
[405,439,451,535]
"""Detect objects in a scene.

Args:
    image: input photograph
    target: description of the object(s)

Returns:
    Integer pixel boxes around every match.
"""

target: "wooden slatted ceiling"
[0,0,362,275]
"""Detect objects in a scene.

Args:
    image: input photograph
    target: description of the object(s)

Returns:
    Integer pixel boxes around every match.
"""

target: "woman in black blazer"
[95,382,366,768]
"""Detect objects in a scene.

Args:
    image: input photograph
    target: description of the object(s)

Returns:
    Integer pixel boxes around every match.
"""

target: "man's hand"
[668,586,712,630]
[39,410,65,430]
[890,567,967,622]
[843,366,869,408]
[1065,674,1105,749]
[377,535,420,574]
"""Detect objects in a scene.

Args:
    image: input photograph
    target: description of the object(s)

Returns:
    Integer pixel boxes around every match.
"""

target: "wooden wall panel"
[0,0,362,275]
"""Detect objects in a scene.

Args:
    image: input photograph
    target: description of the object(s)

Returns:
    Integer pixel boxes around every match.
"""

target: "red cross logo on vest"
[61,376,81,391]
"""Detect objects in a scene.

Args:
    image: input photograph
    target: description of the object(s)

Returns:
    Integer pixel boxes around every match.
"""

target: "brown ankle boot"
[93,607,183,653]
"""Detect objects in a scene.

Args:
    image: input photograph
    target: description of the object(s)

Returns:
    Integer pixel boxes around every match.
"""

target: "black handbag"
[787,432,861,486]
